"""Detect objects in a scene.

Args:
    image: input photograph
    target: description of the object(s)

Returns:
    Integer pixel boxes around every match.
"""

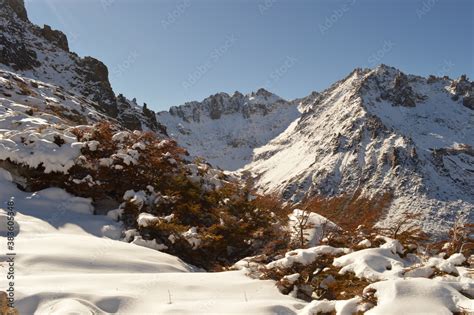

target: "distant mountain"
[0,0,164,133]
[1,0,472,233]
[243,65,473,232]
[157,88,303,170]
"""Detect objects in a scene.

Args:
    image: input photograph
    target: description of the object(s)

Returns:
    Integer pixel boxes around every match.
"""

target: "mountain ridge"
[157,88,303,170]
[0,0,165,133]
[243,65,473,232]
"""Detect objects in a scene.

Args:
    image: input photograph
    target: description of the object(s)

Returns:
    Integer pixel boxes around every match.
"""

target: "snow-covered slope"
[0,0,163,133]
[157,89,302,170]
[0,168,305,314]
[244,65,474,232]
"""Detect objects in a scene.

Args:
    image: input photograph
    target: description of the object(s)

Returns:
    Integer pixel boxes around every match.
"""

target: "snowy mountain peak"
[243,66,473,233]
[164,88,287,123]
[157,89,299,170]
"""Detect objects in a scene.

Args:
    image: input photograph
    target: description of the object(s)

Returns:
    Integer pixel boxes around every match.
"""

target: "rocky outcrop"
[463,96,474,110]
[379,71,425,107]
[450,75,472,96]
[78,57,118,117]
[0,39,40,70]
[3,0,28,21]
[449,75,474,110]
[0,1,167,134]
[40,25,69,51]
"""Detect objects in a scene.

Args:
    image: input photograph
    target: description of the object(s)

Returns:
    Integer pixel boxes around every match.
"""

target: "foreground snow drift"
[0,169,303,314]
[365,278,472,315]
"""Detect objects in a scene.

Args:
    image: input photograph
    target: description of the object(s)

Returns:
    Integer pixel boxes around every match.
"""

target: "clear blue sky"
[25,0,473,111]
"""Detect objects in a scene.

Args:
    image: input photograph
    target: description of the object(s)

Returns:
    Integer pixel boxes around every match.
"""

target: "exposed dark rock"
[374,71,426,107]
[3,0,28,21]
[209,93,224,119]
[427,75,438,84]
[450,75,471,95]
[120,113,142,130]
[0,38,39,70]
[79,57,118,117]
[40,25,69,51]
[463,96,474,110]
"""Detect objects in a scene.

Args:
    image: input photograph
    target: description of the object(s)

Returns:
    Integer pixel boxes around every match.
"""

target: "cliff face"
[0,0,164,132]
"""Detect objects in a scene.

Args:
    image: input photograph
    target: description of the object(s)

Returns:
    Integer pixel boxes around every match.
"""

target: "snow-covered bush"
[121,173,290,269]
[1,121,291,269]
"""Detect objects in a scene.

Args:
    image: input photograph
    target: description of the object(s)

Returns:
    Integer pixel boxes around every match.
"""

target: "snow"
[289,209,339,247]
[333,238,407,281]
[282,273,300,284]
[299,297,362,315]
[0,168,304,314]
[404,265,435,278]
[131,235,168,251]
[243,66,474,233]
[364,278,473,315]
[267,245,348,269]
[358,239,372,248]
[137,212,160,227]
[427,253,466,274]
[0,132,84,173]
[182,226,201,249]
[157,90,301,170]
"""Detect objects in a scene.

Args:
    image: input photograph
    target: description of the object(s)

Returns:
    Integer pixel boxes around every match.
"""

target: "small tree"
[445,212,473,256]
[291,210,314,248]
[380,210,426,245]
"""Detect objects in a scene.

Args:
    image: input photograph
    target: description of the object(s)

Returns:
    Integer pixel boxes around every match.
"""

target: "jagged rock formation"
[0,0,164,132]
[243,65,474,232]
[157,89,300,170]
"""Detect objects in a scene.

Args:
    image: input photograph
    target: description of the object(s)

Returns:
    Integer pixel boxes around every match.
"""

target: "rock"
[209,94,224,120]
[450,75,471,96]
[3,0,28,21]
[120,113,142,130]
[427,75,438,84]
[79,57,118,117]
[463,96,474,110]
[0,40,40,70]
[40,25,69,51]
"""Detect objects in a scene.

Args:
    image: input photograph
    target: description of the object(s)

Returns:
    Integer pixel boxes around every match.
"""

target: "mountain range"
[1,0,473,233]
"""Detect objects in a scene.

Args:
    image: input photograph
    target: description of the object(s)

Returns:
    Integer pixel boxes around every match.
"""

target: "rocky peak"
[165,89,289,123]
[450,74,472,96]
[450,75,474,110]
[40,24,69,51]
[364,67,427,107]
[0,2,166,134]
[253,88,273,98]
[291,91,321,112]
